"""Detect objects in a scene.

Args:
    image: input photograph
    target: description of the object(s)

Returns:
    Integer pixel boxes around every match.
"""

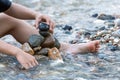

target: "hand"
[35,14,55,33]
[15,51,38,69]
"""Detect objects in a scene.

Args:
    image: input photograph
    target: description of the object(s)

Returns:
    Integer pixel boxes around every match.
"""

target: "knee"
[0,13,20,28]
[0,13,11,21]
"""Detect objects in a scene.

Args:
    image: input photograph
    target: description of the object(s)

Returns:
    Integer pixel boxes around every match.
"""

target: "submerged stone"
[28,34,44,48]
[92,13,98,18]
[99,26,106,30]
[62,25,72,31]
[97,14,115,20]
[110,45,119,51]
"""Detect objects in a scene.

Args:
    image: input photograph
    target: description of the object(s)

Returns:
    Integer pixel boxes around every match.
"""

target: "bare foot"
[60,40,100,54]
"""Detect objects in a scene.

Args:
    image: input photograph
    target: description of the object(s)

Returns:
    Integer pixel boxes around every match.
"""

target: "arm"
[4,3,55,32]
[4,3,38,20]
[0,40,38,69]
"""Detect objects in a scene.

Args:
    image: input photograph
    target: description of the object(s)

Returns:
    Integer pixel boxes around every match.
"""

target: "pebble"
[110,45,119,51]
[62,25,72,31]
[92,13,98,18]
[97,14,115,20]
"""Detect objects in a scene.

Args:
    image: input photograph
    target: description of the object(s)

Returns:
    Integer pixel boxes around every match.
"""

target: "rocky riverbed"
[1,0,120,80]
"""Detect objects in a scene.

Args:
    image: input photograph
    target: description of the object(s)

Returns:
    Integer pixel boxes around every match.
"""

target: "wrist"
[13,48,23,57]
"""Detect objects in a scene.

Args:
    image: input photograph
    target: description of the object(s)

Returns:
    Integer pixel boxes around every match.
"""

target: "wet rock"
[28,34,44,48]
[99,26,106,30]
[36,48,49,56]
[84,32,91,38]
[41,34,55,48]
[62,25,72,31]
[48,47,62,60]
[54,37,61,49]
[38,22,60,48]
[104,20,115,27]
[39,22,49,31]
[21,43,34,55]
[110,45,119,51]
[97,14,115,20]
[69,39,79,44]
[92,13,98,18]
[40,31,50,37]
[39,22,50,37]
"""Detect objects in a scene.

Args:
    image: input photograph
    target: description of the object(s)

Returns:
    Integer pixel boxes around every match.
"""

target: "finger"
[31,60,36,67]
[28,62,33,68]
[35,18,42,28]
[46,17,51,25]
[22,63,29,69]
[34,59,39,65]
[49,21,55,33]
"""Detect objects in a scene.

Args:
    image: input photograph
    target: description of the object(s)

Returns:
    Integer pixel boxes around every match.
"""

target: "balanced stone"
[39,22,49,31]
[41,34,55,48]
[39,22,50,37]
[28,34,44,48]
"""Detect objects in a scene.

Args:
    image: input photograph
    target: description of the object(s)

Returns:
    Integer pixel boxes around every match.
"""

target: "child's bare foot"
[60,40,100,54]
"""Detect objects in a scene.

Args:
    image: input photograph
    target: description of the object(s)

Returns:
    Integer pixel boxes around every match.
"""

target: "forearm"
[0,40,22,56]
[4,3,39,20]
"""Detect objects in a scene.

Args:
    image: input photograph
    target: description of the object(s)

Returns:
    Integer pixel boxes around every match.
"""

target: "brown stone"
[21,43,34,55]
[48,47,62,60]
[41,34,55,48]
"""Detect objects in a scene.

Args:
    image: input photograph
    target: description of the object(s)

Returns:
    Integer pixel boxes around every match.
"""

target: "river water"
[1,0,120,80]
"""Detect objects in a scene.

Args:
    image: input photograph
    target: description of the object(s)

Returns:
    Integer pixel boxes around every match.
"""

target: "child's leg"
[0,13,39,43]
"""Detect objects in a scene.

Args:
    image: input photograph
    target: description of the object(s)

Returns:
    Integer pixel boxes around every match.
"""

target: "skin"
[0,3,100,69]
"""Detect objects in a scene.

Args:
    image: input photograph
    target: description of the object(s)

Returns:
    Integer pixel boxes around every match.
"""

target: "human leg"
[59,40,100,54]
[0,13,39,44]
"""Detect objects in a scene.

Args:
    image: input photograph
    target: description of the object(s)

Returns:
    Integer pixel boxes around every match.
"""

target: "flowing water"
[1,0,120,80]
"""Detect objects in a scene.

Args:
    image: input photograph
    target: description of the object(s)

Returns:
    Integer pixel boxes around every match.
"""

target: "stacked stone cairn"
[21,22,62,60]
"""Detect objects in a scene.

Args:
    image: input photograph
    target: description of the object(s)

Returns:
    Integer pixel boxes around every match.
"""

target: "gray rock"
[28,34,44,48]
